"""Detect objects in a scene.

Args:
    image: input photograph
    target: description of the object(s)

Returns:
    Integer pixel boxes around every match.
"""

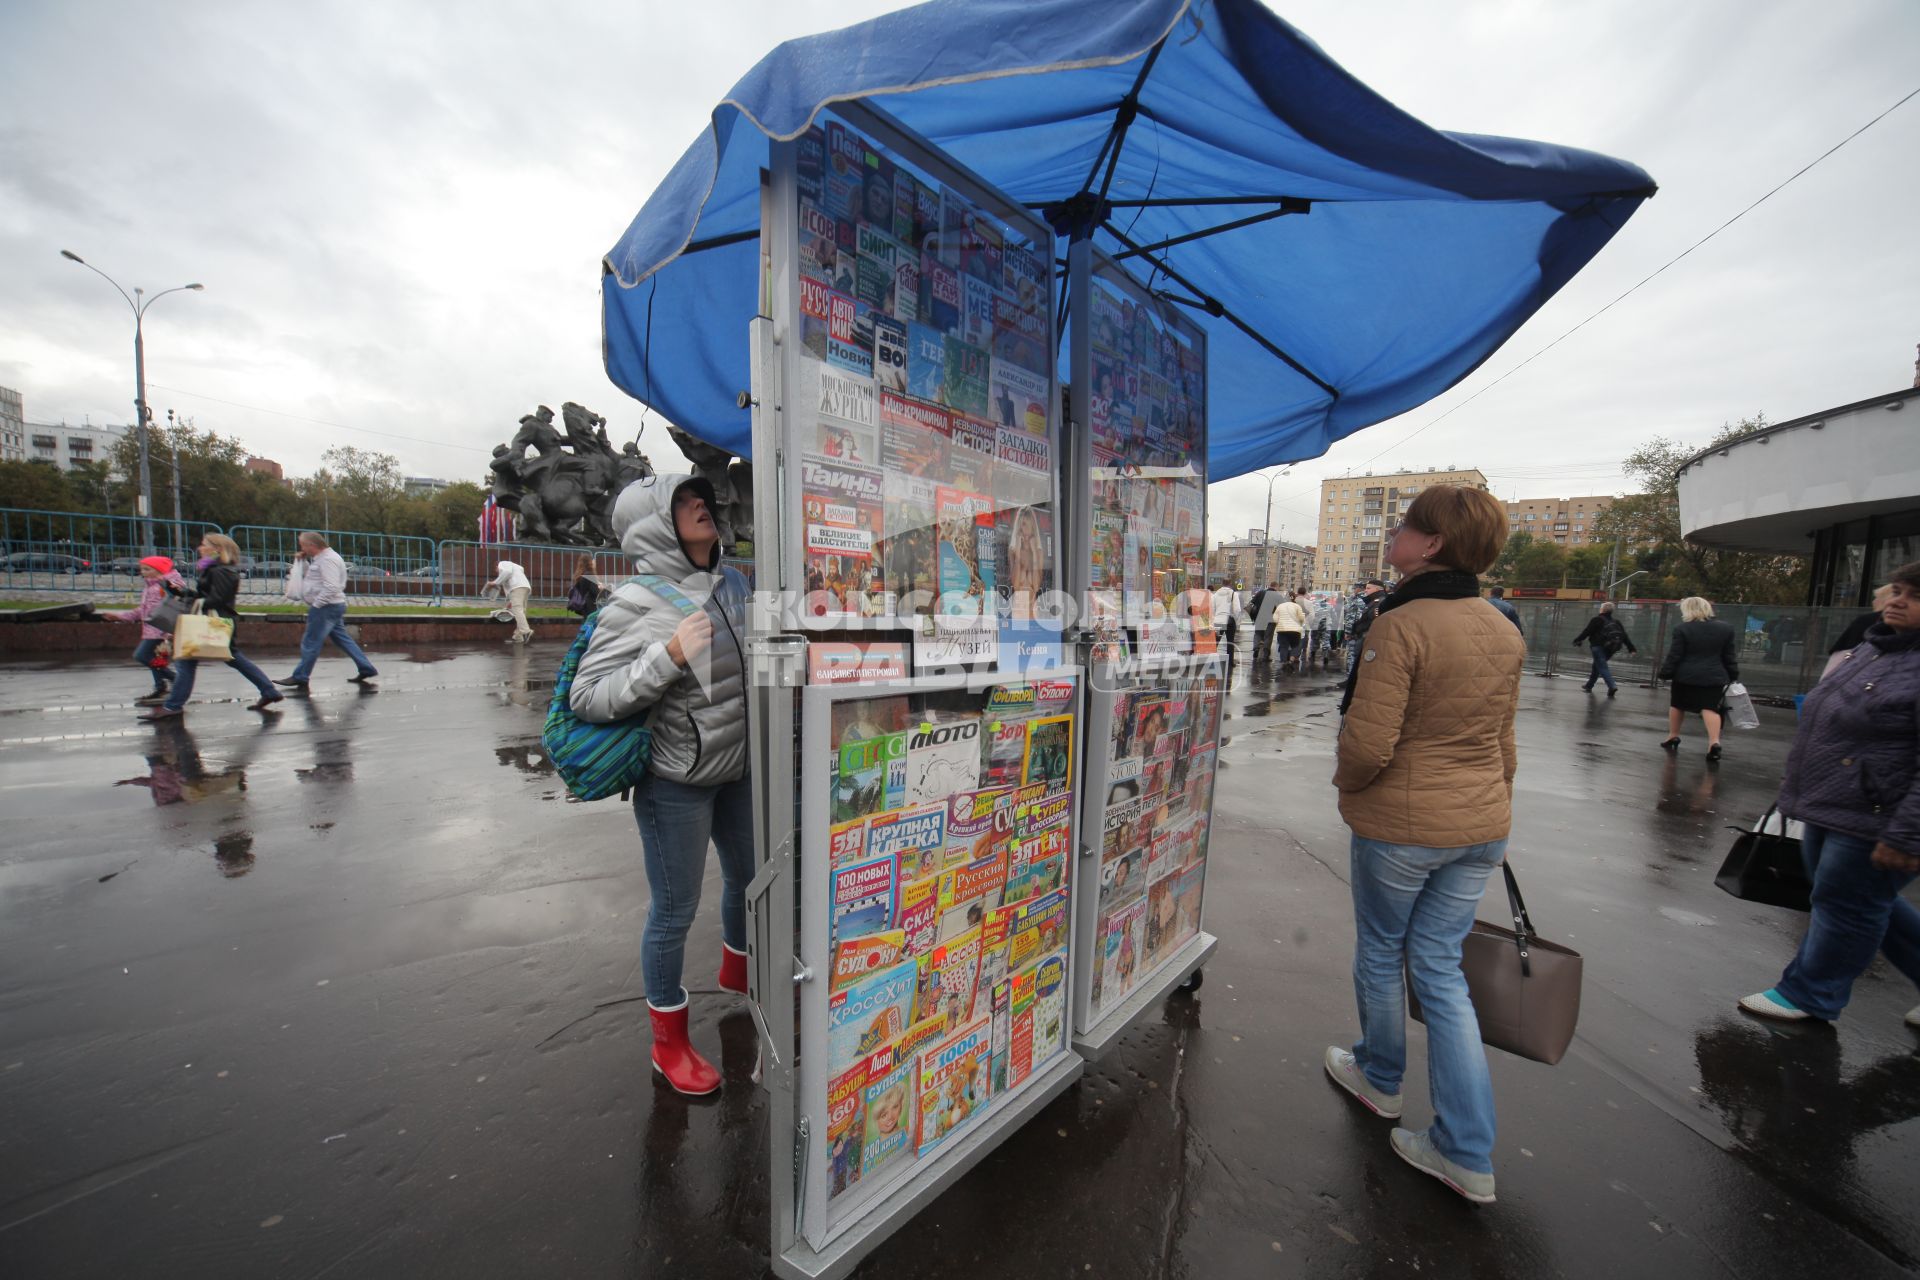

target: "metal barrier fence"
[1508,600,1867,702]
[434,540,631,606]
[225,526,438,599]
[1,507,223,593]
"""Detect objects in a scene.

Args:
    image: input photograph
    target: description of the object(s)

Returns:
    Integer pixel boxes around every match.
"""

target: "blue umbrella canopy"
[603,0,1654,480]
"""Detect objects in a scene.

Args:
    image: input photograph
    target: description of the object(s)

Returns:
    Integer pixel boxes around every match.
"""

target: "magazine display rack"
[1069,653,1223,1053]
[747,100,1084,1280]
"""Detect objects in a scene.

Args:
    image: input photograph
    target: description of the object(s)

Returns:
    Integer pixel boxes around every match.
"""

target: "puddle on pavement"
[296,762,354,783]
[214,831,256,878]
[495,743,556,775]
[113,725,248,805]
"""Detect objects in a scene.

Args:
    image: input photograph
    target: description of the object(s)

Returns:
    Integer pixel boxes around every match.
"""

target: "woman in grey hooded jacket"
[570,473,750,1095]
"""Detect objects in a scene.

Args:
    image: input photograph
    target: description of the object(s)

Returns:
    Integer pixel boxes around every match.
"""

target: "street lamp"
[1260,467,1291,585]
[60,250,203,553]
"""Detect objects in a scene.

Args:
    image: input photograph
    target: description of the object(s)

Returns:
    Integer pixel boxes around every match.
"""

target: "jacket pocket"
[684,707,704,777]
[1857,756,1913,813]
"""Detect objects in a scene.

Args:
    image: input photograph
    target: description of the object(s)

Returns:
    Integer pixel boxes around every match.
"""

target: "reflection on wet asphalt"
[0,645,1916,1278]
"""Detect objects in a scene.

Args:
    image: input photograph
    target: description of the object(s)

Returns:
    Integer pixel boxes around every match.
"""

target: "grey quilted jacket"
[1777,624,1920,851]
[568,474,749,787]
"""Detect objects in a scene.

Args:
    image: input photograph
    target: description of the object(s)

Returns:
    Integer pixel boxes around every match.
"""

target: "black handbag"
[147,595,187,633]
[1409,864,1584,1067]
[1714,806,1810,912]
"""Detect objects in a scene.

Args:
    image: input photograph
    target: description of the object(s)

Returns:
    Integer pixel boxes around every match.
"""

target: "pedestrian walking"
[1486,585,1523,635]
[1738,562,1920,1029]
[1344,578,1386,676]
[1272,590,1307,672]
[1211,579,1244,668]
[104,555,187,705]
[1822,583,1891,679]
[566,552,609,618]
[482,558,535,642]
[276,532,379,691]
[1657,597,1737,760]
[1570,600,1638,696]
[569,474,751,1096]
[1308,596,1334,669]
[1325,484,1524,1204]
[137,533,284,721]
[1250,581,1278,665]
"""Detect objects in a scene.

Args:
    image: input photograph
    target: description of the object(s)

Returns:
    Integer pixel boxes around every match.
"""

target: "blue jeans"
[1583,645,1616,692]
[1349,834,1506,1173]
[1775,824,1920,1020]
[132,637,173,690]
[164,640,278,709]
[290,603,377,680]
[632,771,756,1007]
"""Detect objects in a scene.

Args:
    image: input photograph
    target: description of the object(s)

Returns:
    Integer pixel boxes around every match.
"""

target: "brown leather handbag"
[1408,864,1583,1066]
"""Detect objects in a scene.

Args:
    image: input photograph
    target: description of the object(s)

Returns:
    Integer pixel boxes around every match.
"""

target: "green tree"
[0,460,79,513]
[316,445,405,531]
[1593,414,1809,603]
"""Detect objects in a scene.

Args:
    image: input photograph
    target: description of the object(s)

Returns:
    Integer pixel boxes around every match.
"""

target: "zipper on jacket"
[685,707,704,775]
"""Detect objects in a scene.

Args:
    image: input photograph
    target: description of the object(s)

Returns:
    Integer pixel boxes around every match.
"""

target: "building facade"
[1208,530,1316,591]
[21,420,127,472]
[1504,495,1616,546]
[1677,384,1920,607]
[1311,467,1489,592]
[245,457,286,482]
[0,386,23,463]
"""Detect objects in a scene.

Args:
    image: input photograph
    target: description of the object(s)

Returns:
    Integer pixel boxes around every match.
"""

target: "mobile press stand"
[738,99,1224,1280]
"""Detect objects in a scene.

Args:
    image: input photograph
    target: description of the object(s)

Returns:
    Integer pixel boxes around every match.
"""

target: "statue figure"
[486,403,752,550]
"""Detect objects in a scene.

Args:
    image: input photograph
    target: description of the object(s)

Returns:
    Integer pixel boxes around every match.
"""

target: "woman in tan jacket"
[1322,485,1525,1205]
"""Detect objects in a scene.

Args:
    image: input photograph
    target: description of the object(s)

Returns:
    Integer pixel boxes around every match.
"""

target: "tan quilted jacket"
[1334,595,1526,846]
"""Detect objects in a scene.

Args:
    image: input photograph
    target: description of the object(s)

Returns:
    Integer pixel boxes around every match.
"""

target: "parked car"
[345,563,392,579]
[395,562,441,583]
[0,552,91,574]
[104,556,147,575]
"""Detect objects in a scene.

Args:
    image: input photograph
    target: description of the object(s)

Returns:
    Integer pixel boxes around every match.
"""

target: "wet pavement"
[1,645,1916,1278]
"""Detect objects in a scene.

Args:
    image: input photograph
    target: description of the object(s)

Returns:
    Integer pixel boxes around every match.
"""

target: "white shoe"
[1906,1005,1919,1029]
[1739,989,1812,1022]
[1390,1127,1496,1204]
[1323,1046,1403,1118]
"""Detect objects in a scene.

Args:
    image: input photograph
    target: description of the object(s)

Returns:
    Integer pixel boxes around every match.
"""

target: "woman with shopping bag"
[138,533,284,722]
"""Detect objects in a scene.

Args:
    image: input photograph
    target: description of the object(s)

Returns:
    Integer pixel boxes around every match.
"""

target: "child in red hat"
[104,556,188,705]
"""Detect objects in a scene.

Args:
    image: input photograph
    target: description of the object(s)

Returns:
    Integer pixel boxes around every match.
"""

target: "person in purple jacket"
[1741,561,1920,1029]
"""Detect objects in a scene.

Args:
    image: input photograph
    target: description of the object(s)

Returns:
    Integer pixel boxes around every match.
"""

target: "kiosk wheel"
[1177,968,1205,994]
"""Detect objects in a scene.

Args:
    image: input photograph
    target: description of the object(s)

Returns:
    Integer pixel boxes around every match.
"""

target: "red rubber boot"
[648,999,720,1096]
[718,942,749,995]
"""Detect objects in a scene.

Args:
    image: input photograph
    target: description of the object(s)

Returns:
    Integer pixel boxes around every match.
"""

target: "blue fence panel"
[0,507,223,595]
[435,540,630,606]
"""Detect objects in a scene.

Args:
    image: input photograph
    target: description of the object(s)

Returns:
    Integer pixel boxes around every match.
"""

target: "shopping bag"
[1714,806,1810,912]
[174,605,234,661]
[1723,682,1760,730]
[1408,864,1583,1066]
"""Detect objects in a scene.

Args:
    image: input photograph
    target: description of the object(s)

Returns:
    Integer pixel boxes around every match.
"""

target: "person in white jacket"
[1211,580,1244,667]
[275,532,378,690]
[482,559,534,642]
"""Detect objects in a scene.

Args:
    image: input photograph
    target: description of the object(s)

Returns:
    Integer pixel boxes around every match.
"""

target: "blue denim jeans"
[164,641,278,709]
[1349,834,1506,1173]
[1774,824,1920,1020]
[1583,645,1616,692]
[132,637,173,690]
[290,603,377,680]
[632,770,756,1007]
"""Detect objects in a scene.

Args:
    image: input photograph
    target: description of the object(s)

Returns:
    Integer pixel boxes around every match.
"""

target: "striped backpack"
[543,574,700,801]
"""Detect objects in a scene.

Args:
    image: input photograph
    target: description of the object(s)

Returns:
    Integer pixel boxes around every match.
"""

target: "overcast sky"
[4,0,1916,538]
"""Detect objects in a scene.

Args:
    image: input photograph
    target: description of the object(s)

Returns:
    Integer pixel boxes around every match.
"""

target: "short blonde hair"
[1400,485,1508,575]
[1679,596,1714,623]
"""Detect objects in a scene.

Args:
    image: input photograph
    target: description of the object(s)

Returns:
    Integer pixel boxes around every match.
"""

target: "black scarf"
[1338,570,1483,714]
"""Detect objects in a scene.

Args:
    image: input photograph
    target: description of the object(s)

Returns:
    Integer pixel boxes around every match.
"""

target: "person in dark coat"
[138,532,284,721]
[1486,585,1523,635]
[1570,600,1637,697]
[1739,562,1920,1028]
[1656,596,1738,759]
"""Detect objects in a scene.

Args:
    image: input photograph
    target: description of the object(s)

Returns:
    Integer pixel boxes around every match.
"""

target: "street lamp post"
[60,251,202,553]
[1260,467,1291,586]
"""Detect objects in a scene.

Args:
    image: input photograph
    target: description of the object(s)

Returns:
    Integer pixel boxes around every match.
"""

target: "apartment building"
[21,419,126,472]
[1505,495,1616,546]
[1310,466,1489,592]
[0,386,23,463]
[1208,531,1316,591]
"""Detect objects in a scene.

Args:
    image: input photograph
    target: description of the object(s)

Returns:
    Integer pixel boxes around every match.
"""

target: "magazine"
[906,322,949,403]
[914,923,984,1029]
[867,803,947,882]
[1005,885,1068,975]
[859,1043,915,1183]
[894,872,942,959]
[1143,866,1181,967]
[1003,823,1068,906]
[827,1050,875,1198]
[943,337,990,420]
[944,787,1012,869]
[936,849,1008,944]
[832,852,899,946]
[1027,949,1068,1069]
[871,314,909,394]
[833,729,905,822]
[945,415,995,493]
[1096,898,1147,1014]
[934,485,994,615]
[905,713,982,806]
[1005,963,1036,1091]
[828,956,918,1076]
[828,816,868,869]
[1021,713,1073,792]
[832,929,908,993]
[1099,840,1146,914]
[914,1014,993,1153]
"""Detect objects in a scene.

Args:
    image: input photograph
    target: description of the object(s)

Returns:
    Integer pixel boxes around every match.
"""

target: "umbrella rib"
[1102,221,1338,400]
[1112,201,1309,260]
[1081,35,1172,204]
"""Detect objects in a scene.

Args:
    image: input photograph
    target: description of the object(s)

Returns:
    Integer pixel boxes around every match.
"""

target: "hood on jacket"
[611,472,721,574]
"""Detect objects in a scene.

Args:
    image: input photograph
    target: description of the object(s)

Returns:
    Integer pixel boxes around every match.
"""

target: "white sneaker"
[1906,1005,1919,1029]
[1324,1046,1403,1118]
[1390,1127,1496,1204]
[1739,989,1812,1022]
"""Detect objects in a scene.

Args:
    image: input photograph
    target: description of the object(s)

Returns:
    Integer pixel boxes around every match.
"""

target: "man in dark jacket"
[1487,586,1523,635]
[1570,601,1637,697]
[1344,579,1385,674]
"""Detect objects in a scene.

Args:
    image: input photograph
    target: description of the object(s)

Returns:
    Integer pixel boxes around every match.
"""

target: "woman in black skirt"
[1657,596,1739,760]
